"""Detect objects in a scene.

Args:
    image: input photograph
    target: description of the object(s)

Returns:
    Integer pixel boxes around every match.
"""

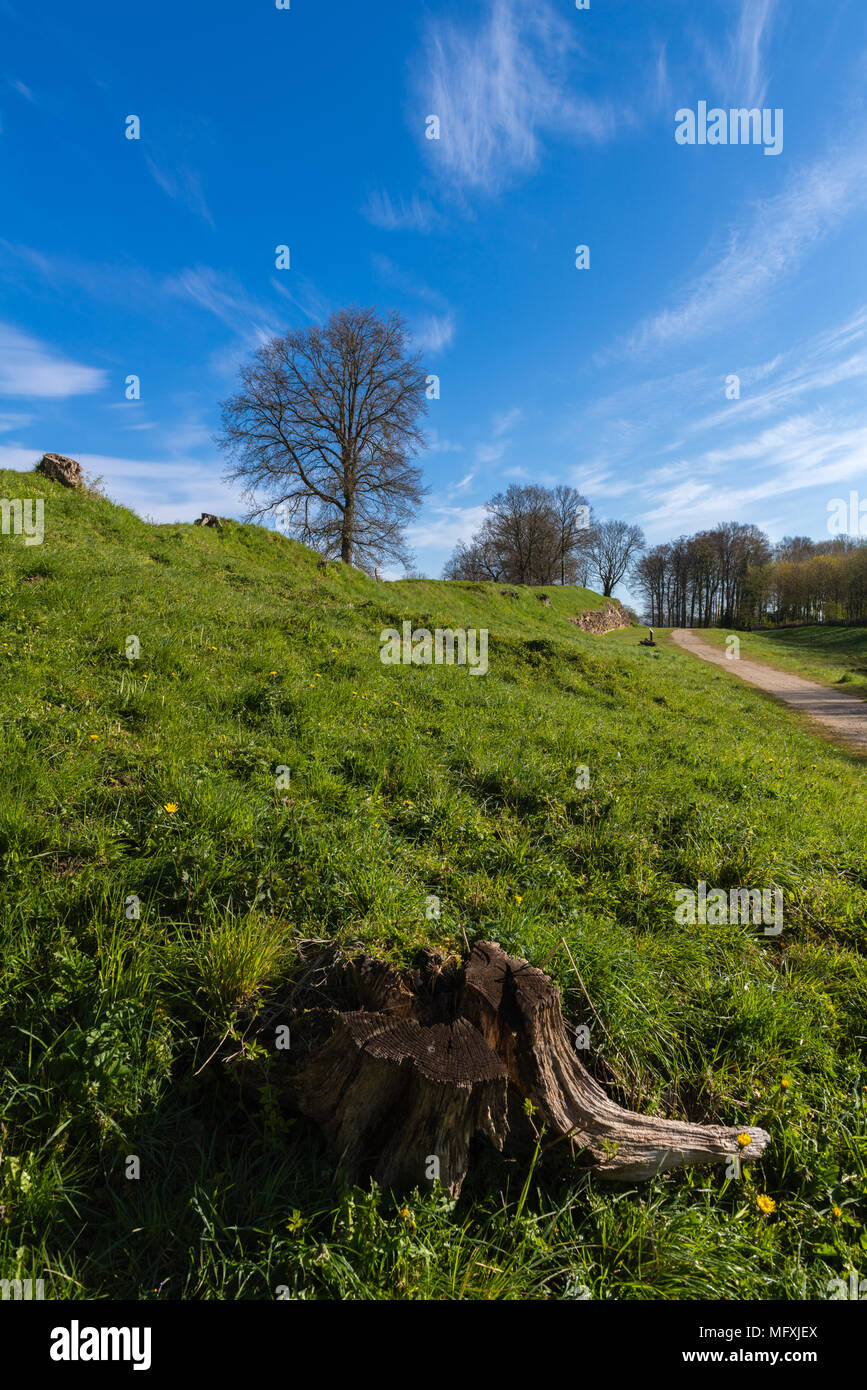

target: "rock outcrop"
[571,600,631,635]
[37,453,84,490]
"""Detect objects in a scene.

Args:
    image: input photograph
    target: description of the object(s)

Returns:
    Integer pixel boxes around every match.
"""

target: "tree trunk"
[341,488,354,565]
[287,943,770,1197]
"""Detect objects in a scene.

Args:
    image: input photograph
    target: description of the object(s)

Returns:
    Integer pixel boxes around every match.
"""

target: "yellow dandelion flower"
[756,1194,776,1215]
[781,1078,789,1089]
[737,1133,753,1148]
[89,734,99,740]
[515,895,523,903]
[831,1205,843,1219]
[164,803,179,814]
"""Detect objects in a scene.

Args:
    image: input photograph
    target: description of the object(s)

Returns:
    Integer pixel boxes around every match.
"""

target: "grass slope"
[1,467,865,1300]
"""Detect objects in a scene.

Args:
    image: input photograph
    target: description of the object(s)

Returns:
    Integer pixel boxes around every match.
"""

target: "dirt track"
[670,628,867,754]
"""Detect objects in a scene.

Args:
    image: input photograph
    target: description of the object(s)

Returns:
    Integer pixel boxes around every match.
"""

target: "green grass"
[695,624,867,697]
[1,467,865,1301]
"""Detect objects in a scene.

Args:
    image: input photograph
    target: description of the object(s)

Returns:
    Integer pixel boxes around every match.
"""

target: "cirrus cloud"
[417,0,617,198]
[0,322,107,398]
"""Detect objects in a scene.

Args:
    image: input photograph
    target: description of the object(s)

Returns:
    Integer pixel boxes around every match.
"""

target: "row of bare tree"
[632,524,771,627]
[443,484,645,595]
[632,527,867,626]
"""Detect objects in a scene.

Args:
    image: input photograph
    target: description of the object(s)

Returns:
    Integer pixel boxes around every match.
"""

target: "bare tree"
[551,484,593,585]
[630,523,773,626]
[442,526,505,582]
[216,306,428,572]
[444,483,594,586]
[589,519,645,597]
[632,543,670,625]
[485,484,560,585]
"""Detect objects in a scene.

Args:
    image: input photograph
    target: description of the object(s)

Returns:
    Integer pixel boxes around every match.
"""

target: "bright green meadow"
[1,468,865,1300]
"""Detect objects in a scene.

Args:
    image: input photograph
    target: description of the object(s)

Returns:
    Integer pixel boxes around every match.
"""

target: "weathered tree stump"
[296,1012,509,1194]
[289,942,770,1196]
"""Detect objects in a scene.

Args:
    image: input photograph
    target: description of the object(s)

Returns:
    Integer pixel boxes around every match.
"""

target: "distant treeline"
[632,526,867,628]
[443,483,867,629]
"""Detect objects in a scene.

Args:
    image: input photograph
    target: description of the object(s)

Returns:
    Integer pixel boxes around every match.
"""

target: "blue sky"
[2,0,867,595]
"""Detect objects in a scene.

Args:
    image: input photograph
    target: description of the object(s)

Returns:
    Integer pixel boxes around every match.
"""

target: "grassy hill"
[1,466,865,1300]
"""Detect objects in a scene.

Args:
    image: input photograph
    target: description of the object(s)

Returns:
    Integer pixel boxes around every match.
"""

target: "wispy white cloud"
[0,445,42,471]
[146,158,215,228]
[468,402,526,468]
[0,240,162,308]
[492,406,523,437]
[372,255,447,306]
[0,243,291,383]
[363,190,439,232]
[418,0,616,197]
[651,42,672,114]
[270,273,331,324]
[7,77,34,102]
[107,401,156,432]
[623,138,867,354]
[406,502,489,553]
[373,255,456,355]
[642,415,867,535]
[703,0,780,107]
[0,322,107,398]
[475,442,505,465]
[79,450,241,523]
[551,298,867,543]
[568,463,633,499]
[0,410,33,432]
[411,312,455,355]
[164,266,281,345]
[426,430,464,455]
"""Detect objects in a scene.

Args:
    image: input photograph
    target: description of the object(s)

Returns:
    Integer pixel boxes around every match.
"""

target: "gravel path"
[670,628,867,754]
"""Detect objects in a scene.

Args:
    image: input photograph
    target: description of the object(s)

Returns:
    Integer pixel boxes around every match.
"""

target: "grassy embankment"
[1,466,865,1299]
